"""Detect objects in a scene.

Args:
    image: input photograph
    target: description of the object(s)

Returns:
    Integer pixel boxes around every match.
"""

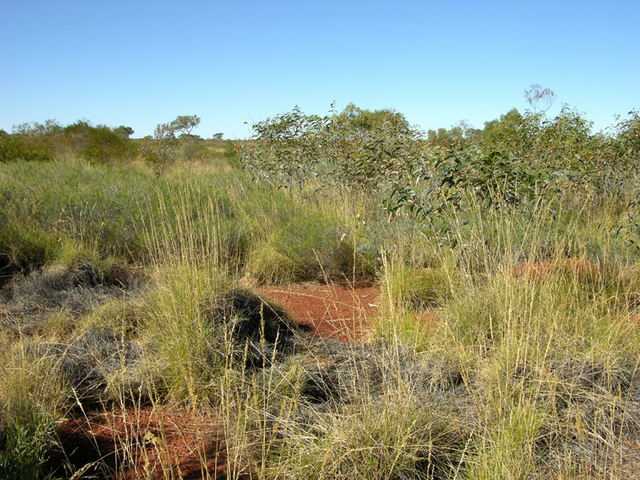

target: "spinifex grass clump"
[138,181,310,403]
[0,219,58,288]
[1,251,139,336]
[0,157,154,266]
[0,334,66,479]
[269,383,469,479]
[442,266,640,478]
[222,334,474,479]
[380,252,456,312]
[139,263,230,403]
[425,207,640,478]
[244,186,380,284]
[265,211,356,282]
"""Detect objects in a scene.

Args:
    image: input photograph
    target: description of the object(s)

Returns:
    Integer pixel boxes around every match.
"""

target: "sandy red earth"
[55,406,229,479]
[54,281,382,479]
[258,280,381,342]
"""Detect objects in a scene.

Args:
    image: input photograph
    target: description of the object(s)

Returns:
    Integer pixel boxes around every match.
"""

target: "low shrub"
[0,221,59,288]
[0,135,53,163]
[272,212,357,282]
[80,125,138,163]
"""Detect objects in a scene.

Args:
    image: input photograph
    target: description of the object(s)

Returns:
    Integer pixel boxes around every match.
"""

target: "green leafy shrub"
[4,119,137,164]
[80,125,138,163]
[63,120,138,163]
[480,104,597,172]
[616,109,640,162]
[0,135,53,162]
[383,147,561,222]
[238,104,423,193]
[613,186,640,250]
[320,103,422,189]
[478,86,634,193]
[239,106,327,195]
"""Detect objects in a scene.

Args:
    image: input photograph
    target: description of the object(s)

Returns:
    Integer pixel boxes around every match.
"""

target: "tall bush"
[239,106,327,195]
[140,123,179,176]
[0,136,53,163]
[238,104,424,193]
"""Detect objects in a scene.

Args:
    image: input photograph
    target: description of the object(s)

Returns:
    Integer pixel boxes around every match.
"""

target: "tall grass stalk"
[0,334,66,479]
[136,181,235,403]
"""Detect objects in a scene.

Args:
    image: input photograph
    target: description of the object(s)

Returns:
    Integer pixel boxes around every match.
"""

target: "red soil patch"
[54,406,238,480]
[258,280,381,342]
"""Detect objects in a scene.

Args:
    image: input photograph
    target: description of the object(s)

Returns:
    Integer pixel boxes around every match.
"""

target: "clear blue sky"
[1,0,638,139]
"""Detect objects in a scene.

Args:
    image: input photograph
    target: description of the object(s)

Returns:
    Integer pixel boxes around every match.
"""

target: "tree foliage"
[114,125,134,139]
[524,83,557,114]
[238,104,423,193]
[383,147,562,223]
[0,135,54,163]
[237,92,639,242]
[170,115,201,141]
[12,119,63,137]
[140,115,211,175]
[62,120,137,163]
[239,106,328,195]
[322,103,422,188]
[616,110,640,161]
[426,120,479,149]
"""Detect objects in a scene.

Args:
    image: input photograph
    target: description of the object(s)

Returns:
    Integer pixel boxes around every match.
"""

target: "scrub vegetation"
[2,87,640,478]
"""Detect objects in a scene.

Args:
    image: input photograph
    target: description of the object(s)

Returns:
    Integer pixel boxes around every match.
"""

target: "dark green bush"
[0,136,53,163]
[239,106,328,195]
[383,147,561,222]
[616,110,640,162]
[81,125,138,163]
[63,121,137,163]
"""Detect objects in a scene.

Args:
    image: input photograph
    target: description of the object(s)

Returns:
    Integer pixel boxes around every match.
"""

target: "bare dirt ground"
[55,281,381,479]
[54,407,229,479]
[258,280,381,342]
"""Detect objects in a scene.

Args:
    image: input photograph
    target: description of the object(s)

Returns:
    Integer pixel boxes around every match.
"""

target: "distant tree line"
[0,114,232,170]
[0,119,137,163]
